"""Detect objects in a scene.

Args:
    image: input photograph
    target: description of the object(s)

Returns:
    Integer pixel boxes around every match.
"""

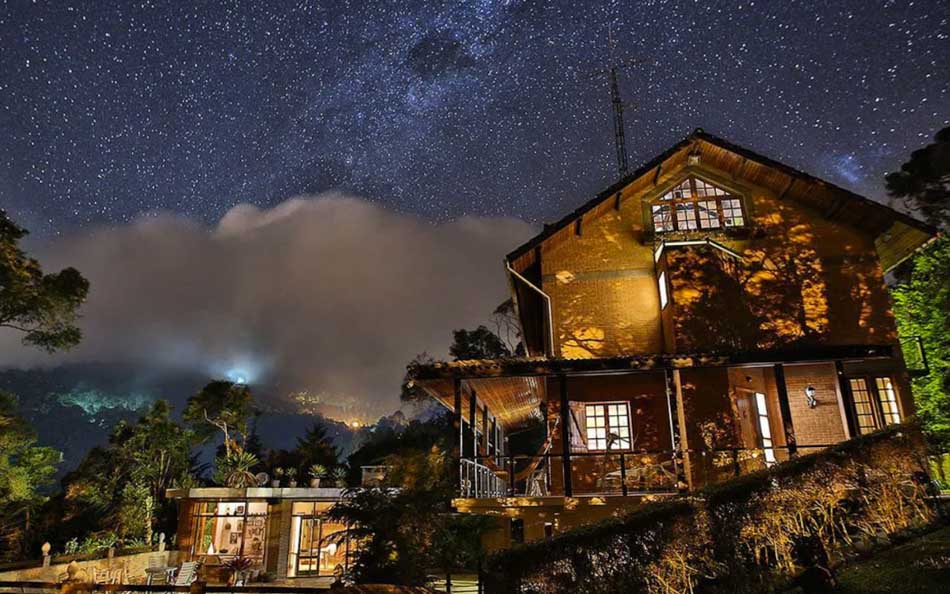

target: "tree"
[0,210,89,352]
[328,446,489,585]
[183,381,255,456]
[294,421,339,470]
[491,299,526,356]
[449,325,512,361]
[886,127,950,227]
[0,391,60,559]
[892,235,950,450]
[62,400,195,544]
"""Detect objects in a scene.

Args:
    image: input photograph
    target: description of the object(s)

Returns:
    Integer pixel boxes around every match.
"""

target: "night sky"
[3,0,948,238]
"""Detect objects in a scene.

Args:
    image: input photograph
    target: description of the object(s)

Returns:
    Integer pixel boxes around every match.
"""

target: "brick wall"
[536,163,901,358]
[782,363,848,446]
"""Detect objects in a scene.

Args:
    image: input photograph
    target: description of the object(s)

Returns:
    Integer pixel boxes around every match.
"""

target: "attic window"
[651,177,744,233]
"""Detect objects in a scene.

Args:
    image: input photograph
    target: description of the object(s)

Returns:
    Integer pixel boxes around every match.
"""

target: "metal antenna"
[589,30,637,178]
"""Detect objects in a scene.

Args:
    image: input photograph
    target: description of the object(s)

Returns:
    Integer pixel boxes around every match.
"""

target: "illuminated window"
[658,271,668,309]
[192,501,268,564]
[721,198,745,227]
[849,379,878,435]
[875,377,901,425]
[697,200,721,229]
[754,392,776,465]
[288,502,350,577]
[652,204,672,232]
[650,177,744,233]
[584,402,632,451]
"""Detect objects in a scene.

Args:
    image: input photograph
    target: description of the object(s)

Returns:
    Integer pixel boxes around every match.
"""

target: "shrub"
[485,422,936,594]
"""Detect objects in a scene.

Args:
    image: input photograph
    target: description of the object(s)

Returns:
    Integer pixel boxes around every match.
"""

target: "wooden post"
[835,361,859,438]
[490,416,498,463]
[619,452,628,497]
[558,374,573,497]
[665,368,691,492]
[481,404,490,456]
[454,379,463,493]
[470,389,478,461]
[773,364,798,457]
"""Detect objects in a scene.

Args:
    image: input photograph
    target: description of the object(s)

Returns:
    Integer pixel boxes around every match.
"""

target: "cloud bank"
[1,196,534,418]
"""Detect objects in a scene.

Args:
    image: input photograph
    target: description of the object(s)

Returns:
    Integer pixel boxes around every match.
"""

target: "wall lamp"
[804,385,818,409]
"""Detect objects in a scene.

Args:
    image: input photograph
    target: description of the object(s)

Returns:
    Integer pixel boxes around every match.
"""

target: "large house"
[408,129,936,550]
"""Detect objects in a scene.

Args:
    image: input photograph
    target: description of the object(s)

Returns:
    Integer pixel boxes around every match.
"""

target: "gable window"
[651,177,745,233]
[584,402,632,451]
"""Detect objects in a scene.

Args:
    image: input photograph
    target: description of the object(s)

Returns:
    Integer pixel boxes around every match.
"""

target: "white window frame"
[584,401,633,451]
[658,271,668,309]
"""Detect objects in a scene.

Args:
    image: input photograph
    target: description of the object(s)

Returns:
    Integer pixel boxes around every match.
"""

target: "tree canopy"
[449,325,512,360]
[0,391,60,558]
[893,235,950,449]
[886,126,950,227]
[0,210,89,352]
[183,380,256,455]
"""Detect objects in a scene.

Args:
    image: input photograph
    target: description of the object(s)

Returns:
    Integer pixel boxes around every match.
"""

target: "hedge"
[484,422,936,594]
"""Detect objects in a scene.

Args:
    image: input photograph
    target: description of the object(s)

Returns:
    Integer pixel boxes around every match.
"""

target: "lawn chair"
[171,561,200,587]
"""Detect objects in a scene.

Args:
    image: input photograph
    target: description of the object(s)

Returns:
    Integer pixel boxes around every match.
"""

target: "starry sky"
[2,0,948,238]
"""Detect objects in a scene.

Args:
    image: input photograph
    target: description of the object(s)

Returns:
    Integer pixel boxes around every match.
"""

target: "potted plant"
[271,467,284,488]
[286,467,298,488]
[309,464,327,488]
[331,467,347,488]
[223,556,254,586]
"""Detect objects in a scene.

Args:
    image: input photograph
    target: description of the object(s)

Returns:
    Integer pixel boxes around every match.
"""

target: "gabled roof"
[506,129,937,272]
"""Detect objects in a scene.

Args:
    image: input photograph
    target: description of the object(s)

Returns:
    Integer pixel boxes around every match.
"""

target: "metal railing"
[459,459,507,498]
[459,444,844,498]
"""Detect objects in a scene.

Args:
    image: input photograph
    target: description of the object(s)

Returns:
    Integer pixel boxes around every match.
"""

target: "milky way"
[2,0,948,236]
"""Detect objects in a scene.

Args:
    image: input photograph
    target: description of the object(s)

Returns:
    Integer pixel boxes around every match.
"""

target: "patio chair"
[172,561,200,586]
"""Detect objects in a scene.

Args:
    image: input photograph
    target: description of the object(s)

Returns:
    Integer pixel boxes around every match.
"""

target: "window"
[721,198,745,227]
[658,271,668,309]
[875,377,901,425]
[849,378,878,435]
[192,501,268,565]
[651,177,745,233]
[754,392,776,465]
[584,402,632,451]
[288,502,350,577]
[697,200,721,229]
[849,376,901,435]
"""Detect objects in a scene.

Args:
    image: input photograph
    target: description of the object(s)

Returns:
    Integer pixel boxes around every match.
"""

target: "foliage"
[60,399,195,548]
[892,235,950,451]
[309,463,328,479]
[63,531,119,556]
[449,325,513,360]
[886,126,950,227]
[0,391,60,559]
[345,413,453,484]
[485,423,936,594]
[213,451,260,488]
[183,380,256,455]
[331,467,348,487]
[329,446,490,586]
[0,209,89,352]
[115,482,152,543]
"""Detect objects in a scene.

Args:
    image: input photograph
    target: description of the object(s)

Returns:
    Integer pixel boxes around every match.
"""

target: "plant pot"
[310,478,321,488]
[288,480,297,488]
[271,480,280,488]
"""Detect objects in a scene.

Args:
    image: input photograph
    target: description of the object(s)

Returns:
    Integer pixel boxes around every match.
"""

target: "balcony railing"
[459,459,508,498]
[458,444,842,498]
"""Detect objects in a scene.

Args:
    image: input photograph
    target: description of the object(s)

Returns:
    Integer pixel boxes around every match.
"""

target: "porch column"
[470,389,478,460]
[453,379,463,457]
[558,374,573,497]
[454,379,463,495]
[773,364,798,457]
[481,404,490,456]
[490,415,498,463]
[835,361,859,438]
[665,368,691,493]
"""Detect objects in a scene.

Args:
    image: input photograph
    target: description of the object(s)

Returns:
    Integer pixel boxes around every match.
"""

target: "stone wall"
[0,550,180,583]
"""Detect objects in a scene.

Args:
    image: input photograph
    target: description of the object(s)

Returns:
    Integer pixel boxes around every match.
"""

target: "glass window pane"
[875,377,901,425]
